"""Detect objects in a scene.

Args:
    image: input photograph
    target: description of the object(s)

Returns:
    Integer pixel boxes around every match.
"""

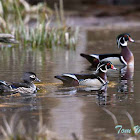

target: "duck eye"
[30,75,36,79]
[124,35,128,38]
[124,35,129,40]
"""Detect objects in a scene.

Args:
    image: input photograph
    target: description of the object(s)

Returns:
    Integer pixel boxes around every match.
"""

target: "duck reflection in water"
[96,84,110,106]
[118,65,134,93]
[55,83,110,105]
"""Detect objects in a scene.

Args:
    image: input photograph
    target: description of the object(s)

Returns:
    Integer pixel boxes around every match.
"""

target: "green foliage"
[0,0,79,48]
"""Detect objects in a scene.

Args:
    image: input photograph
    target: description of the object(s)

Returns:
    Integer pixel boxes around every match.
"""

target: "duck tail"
[54,75,66,82]
[80,53,99,66]
[0,80,11,93]
[54,75,79,86]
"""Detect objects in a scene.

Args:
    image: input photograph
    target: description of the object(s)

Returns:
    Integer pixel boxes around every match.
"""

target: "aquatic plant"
[0,113,59,140]
[0,113,80,140]
[0,0,79,48]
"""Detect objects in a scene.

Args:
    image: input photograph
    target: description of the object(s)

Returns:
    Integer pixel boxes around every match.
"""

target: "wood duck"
[80,33,134,67]
[55,61,117,88]
[0,72,40,95]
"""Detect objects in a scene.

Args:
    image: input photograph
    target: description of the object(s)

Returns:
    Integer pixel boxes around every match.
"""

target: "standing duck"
[55,61,117,89]
[0,72,40,95]
[80,33,134,66]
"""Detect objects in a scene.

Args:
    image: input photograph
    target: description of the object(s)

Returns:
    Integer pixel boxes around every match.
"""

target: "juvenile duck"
[80,33,134,66]
[0,72,40,95]
[55,61,117,89]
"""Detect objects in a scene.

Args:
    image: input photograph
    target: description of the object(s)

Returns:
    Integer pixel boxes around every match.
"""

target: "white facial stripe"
[96,64,104,72]
[96,63,100,72]
[96,64,108,73]
[117,37,121,48]
[123,37,125,42]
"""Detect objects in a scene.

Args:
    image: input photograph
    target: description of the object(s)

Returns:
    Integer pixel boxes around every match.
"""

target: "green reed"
[0,0,79,48]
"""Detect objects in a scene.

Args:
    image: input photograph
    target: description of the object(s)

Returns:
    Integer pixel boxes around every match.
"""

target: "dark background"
[27,0,140,8]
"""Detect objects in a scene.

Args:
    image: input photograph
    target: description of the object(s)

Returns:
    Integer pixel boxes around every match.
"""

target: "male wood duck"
[55,61,117,88]
[0,72,40,95]
[80,33,134,67]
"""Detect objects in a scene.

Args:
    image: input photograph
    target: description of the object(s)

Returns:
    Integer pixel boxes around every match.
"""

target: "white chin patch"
[120,41,127,46]
[117,37,128,48]
[100,67,107,73]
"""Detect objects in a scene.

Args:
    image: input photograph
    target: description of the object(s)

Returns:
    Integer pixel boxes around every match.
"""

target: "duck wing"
[80,53,99,66]
[11,82,30,88]
[73,73,97,80]
[55,73,98,86]
[99,54,127,65]
[81,53,126,65]
[55,74,80,86]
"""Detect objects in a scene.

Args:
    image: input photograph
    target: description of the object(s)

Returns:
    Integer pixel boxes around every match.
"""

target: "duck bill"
[35,77,41,82]
[111,64,117,70]
[129,37,135,43]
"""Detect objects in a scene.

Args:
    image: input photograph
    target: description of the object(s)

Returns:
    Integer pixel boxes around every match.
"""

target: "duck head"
[22,72,41,83]
[96,61,117,73]
[117,33,134,48]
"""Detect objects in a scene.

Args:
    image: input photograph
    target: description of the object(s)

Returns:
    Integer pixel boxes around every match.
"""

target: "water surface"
[0,28,140,140]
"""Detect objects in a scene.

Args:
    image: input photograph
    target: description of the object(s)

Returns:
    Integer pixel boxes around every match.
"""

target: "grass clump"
[0,0,79,48]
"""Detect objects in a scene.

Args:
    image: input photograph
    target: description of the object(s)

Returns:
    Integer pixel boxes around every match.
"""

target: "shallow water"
[0,28,140,140]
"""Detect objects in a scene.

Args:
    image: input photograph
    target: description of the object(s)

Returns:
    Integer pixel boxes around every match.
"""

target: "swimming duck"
[0,72,40,95]
[55,61,117,88]
[0,34,18,44]
[80,33,134,66]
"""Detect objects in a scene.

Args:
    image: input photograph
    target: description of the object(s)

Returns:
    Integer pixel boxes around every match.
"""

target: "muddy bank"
[63,5,140,29]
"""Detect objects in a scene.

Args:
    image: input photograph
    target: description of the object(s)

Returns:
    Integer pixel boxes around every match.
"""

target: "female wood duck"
[80,33,135,67]
[0,72,40,95]
[55,61,117,88]
[0,34,18,44]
